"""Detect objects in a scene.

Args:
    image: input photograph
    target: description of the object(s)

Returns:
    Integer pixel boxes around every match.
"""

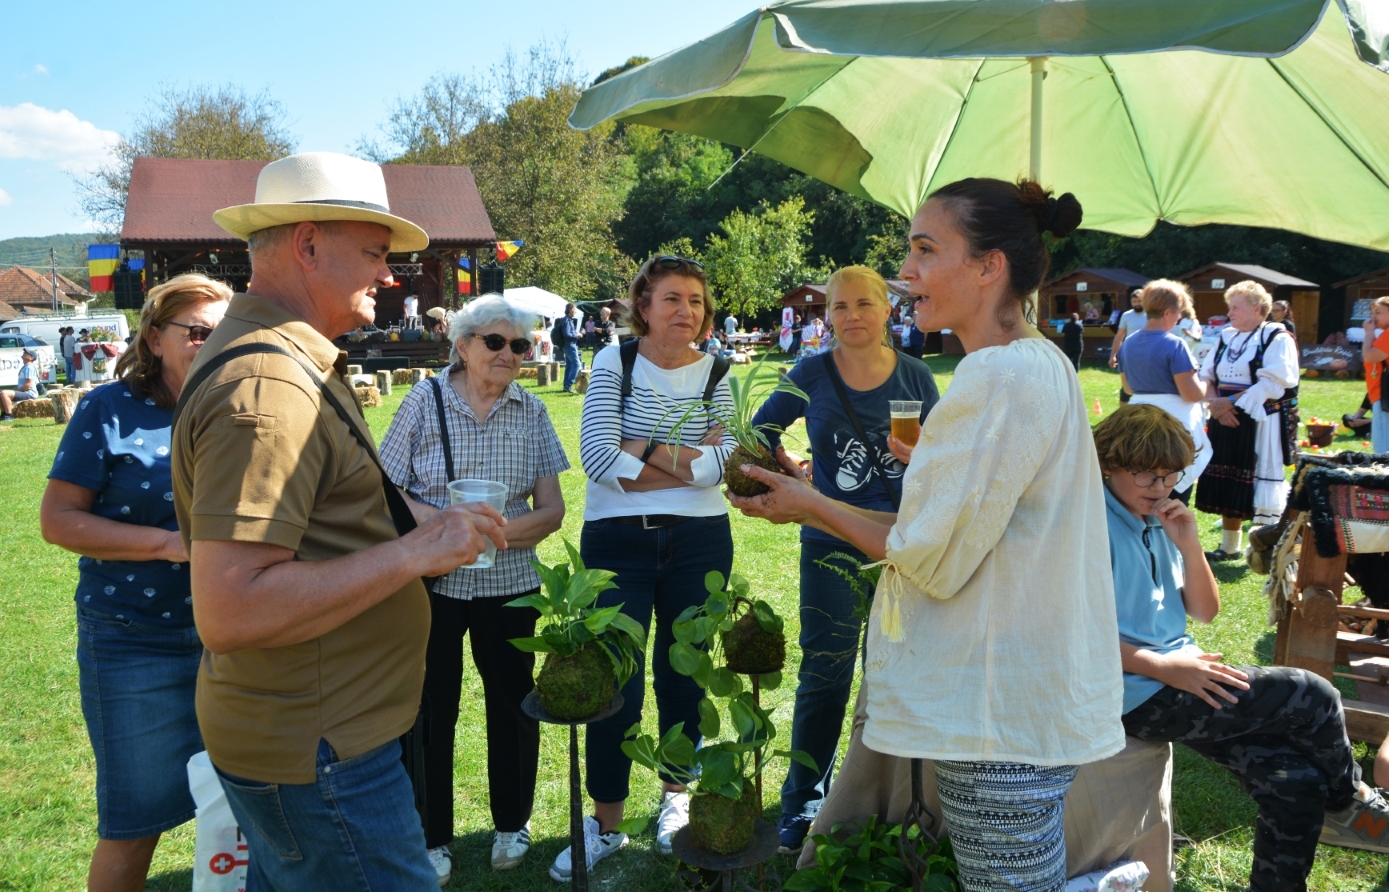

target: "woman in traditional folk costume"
[729,178,1125,892]
[1195,280,1300,562]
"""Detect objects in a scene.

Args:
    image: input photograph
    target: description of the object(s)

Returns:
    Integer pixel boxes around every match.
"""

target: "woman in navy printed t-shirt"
[41,274,229,891]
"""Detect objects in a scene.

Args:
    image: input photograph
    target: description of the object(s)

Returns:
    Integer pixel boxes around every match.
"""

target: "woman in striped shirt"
[552,256,735,882]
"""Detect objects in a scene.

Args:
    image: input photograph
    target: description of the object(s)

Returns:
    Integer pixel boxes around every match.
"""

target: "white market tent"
[498,286,569,320]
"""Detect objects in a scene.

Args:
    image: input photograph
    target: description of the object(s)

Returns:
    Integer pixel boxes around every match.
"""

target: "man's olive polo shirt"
[173,293,428,784]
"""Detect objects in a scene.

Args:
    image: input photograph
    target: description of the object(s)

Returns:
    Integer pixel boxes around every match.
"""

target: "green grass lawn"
[0,356,1385,891]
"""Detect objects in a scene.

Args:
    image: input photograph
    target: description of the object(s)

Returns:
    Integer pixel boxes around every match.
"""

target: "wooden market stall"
[1332,266,1389,330]
[1178,262,1320,343]
[1038,267,1151,360]
[120,157,496,333]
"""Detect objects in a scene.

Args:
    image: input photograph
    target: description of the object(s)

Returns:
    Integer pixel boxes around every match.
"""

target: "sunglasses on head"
[166,321,215,344]
[473,333,531,355]
[651,255,704,271]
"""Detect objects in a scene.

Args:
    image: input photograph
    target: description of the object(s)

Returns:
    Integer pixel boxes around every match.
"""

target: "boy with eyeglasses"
[1094,404,1389,889]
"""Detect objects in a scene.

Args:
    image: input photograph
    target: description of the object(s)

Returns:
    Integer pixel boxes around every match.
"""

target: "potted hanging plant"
[622,571,812,854]
[671,571,786,677]
[783,815,960,892]
[657,359,808,497]
[507,540,647,721]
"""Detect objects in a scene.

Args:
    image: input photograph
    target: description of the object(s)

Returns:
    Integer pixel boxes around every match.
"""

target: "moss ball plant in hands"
[508,540,647,721]
[657,358,808,497]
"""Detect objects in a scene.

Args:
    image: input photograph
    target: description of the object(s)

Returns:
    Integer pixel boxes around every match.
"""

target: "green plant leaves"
[776,749,820,772]
[758,670,782,691]
[613,816,649,836]
[704,570,726,595]
[670,641,703,677]
[507,635,551,653]
[706,667,742,698]
[697,697,721,738]
[752,598,783,633]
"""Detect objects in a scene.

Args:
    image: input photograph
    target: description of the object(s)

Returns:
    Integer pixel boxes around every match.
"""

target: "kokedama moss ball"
[536,643,615,721]
[722,610,785,675]
[690,782,760,854]
[724,444,783,497]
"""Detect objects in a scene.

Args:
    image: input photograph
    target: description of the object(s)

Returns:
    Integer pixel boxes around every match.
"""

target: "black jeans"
[581,515,735,802]
[421,590,540,846]
[1122,666,1359,892]
[1063,348,1081,370]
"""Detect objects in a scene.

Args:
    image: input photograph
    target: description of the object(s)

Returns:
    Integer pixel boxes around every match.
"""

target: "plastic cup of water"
[447,479,508,569]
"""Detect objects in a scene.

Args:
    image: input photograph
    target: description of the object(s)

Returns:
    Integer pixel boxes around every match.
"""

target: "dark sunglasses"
[165,321,215,344]
[651,254,704,271]
[473,333,531,355]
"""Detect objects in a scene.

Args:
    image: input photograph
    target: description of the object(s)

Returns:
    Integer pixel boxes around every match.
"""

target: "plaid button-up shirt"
[380,373,569,599]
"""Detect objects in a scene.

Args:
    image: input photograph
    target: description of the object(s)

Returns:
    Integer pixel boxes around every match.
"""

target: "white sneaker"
[492,823,531,870]
[548,815,627,882]
[657,791,690,855]
[426,845,451,887]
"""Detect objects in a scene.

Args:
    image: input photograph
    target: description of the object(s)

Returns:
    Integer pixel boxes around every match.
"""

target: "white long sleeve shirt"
[863,338,1125,767]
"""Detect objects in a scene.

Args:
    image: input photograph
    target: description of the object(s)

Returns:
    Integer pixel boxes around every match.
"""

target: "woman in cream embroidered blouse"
[729,177,1124,892]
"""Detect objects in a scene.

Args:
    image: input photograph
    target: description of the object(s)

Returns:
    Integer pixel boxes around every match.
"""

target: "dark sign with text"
[1300,344,1361,377]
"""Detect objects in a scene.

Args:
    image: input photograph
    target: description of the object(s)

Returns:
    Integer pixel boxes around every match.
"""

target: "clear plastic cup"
[889,400,923,448]
[447,479,508,569]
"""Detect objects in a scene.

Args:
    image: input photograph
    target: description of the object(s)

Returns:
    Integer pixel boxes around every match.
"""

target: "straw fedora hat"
[213,152,428,252]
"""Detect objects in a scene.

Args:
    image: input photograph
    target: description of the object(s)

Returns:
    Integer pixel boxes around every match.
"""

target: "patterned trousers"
[934,760,1077,892]
[1122,666,1359,892]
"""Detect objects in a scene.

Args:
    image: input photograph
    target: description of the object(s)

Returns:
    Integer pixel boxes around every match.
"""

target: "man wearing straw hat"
[172,152,506,890]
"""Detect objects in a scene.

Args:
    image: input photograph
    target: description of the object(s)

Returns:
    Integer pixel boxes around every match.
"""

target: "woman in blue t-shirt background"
[40,274,229,892]
[751,265,939,853]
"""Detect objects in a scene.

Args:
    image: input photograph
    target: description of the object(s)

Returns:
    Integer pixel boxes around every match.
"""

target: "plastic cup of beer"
[889,400,923,448]
[447,479,508,569]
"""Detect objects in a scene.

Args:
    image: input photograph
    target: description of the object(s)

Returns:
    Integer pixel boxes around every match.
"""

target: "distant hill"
[0,234,95,288]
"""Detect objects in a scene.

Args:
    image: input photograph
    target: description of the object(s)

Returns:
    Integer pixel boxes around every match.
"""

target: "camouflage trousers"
[1122,665,1360,892]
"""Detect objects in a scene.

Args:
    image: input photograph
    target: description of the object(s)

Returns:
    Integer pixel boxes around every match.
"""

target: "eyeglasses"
[651,255,704,271]
[165,321,215,344]
[472,333,531,355]
[1128,469,1183,488]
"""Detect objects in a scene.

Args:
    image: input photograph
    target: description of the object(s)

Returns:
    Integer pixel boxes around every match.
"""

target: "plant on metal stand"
[508,539,647,721]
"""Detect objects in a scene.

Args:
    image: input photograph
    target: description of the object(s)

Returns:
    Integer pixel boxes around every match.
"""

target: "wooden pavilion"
[120,157,496,324]
[1332,267,1389,329]
[1037,267,1151,359]
[1178,262,1321,343]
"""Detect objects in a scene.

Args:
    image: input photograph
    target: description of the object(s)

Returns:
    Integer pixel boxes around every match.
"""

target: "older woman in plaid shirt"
[380,296,569,883]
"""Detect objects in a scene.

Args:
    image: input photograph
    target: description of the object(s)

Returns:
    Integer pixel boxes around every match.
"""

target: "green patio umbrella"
[570,0,1389,250]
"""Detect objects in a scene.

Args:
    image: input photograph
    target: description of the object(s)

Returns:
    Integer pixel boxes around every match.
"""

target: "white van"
[0,333,57,388]
[0,313,130,347]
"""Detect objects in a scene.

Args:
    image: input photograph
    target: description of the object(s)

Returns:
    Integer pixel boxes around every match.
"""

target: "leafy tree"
[364,43,632,301]
[703,198,822,321]
[75,85,295,235]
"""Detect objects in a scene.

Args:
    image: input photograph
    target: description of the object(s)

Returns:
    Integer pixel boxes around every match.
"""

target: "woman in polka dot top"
[40,274,229,890]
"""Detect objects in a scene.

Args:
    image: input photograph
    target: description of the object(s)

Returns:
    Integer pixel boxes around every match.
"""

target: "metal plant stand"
[521,690,624,892]
[899,758,944,892]
[672,820,783,892]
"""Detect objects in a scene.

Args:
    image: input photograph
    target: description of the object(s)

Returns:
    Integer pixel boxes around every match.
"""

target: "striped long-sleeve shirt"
[579,344,735,521]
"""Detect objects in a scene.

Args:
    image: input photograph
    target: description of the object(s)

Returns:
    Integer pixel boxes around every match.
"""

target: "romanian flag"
[88,245,119,292]
[495,240,524,261]
[457,277,472,295]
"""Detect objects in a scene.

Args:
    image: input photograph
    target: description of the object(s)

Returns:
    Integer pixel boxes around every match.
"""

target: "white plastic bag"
[1065,860,1150,892]
[187,751,249,892]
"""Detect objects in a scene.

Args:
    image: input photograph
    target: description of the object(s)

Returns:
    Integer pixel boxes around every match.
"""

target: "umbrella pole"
[1029,57,1048,181]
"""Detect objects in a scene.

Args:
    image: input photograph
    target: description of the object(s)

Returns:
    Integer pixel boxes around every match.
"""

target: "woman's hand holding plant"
[726,455,819,526]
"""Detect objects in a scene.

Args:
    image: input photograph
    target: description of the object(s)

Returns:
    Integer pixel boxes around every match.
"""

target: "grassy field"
[0,355,1385,892]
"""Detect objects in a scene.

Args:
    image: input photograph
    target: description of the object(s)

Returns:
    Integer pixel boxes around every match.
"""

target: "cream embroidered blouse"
[863,338,1126,767]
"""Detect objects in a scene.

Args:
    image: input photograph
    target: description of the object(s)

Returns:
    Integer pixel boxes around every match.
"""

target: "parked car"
[0,333,57,389]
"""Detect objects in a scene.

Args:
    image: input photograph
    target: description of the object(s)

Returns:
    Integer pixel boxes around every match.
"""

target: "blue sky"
[0,0,756,241]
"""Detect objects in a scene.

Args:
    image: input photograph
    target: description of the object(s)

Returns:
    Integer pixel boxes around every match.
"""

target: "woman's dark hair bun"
[1046,192,1083,238]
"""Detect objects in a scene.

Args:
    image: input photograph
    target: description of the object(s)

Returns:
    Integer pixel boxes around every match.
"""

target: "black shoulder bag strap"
[430,375,456,483]
[174,342,425,550]
[821,351,901,510]
[618,337,641,415]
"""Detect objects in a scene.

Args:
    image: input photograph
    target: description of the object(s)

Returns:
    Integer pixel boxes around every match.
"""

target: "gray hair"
[246,221,343,258]
[448,295,536,364]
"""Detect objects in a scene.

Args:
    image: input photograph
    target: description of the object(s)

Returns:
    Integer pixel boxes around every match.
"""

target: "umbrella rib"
[1264,57,1389,193]
[1099,56,1166,222]
[920,59,988,207]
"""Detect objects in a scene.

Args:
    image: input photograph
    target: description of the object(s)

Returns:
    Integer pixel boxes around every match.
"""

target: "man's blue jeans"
[215,738,436,892]
[780,540,868,820]
[563,342,582,390]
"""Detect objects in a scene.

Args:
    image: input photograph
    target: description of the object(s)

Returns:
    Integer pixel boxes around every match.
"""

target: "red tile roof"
[121,157,496,248]
[0,266,88,309]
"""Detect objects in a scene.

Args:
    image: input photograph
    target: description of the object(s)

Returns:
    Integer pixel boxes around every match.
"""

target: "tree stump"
[375,371,392,395]
[575,370,591,394]
[346,364,364,376]
[50,389,81,424]
[536,363,552,387]
[15,398,55,419]
[411,368,428,385]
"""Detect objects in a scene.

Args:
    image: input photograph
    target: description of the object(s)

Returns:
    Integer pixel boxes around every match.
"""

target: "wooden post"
[346,364,363,377]
[375,370,392,395]
[1275,540,1348,683]
[411,368,428,385]
[50,388,80,424]
[536,363,551,387]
